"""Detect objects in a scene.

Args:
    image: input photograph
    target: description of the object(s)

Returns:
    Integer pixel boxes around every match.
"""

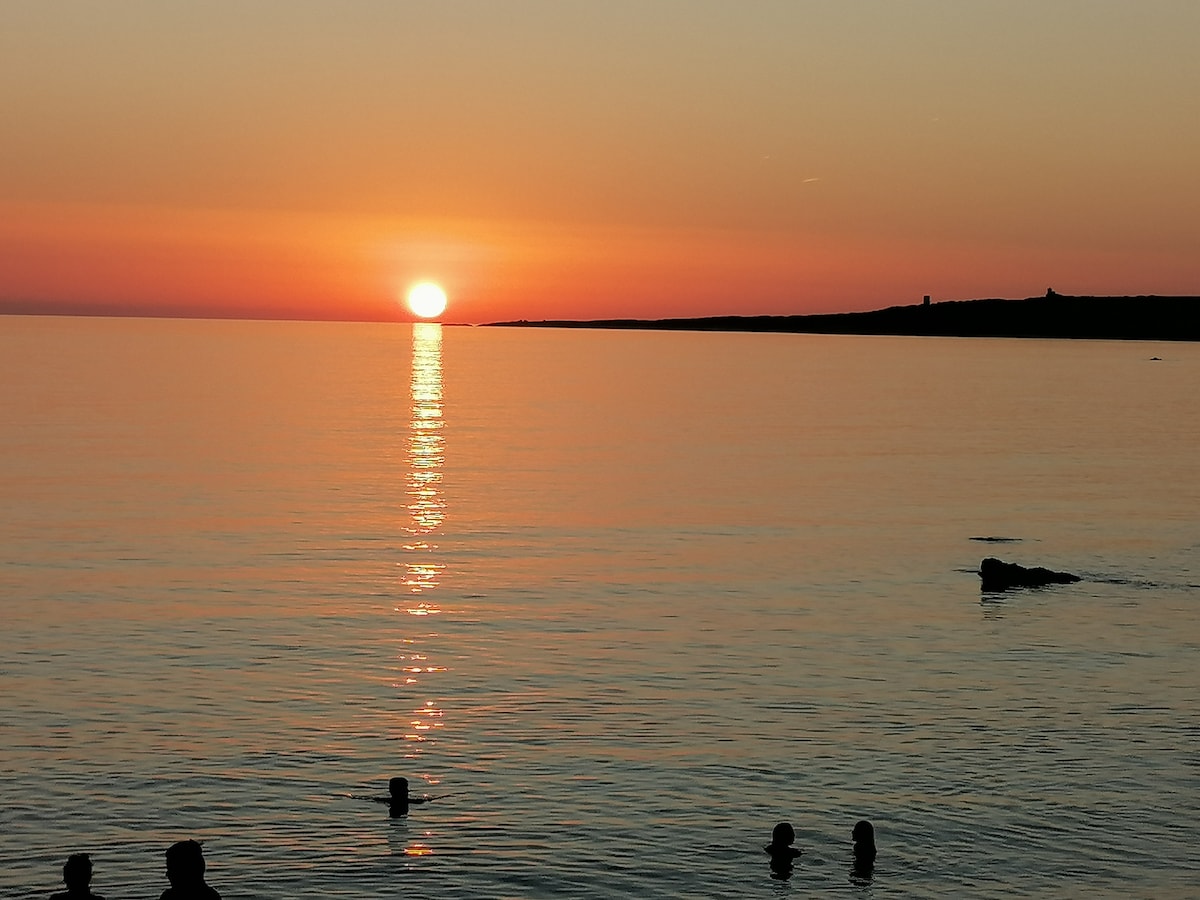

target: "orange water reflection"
[395,323,448,789]
[397,319,446,615]
[404,699,446,743]
[402,322,445,598]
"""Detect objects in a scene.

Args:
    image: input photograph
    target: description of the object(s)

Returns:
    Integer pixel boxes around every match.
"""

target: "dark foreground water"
[2,317,1198,898]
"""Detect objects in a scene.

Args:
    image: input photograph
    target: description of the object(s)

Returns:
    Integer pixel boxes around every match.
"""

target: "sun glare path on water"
[407,282,448,319]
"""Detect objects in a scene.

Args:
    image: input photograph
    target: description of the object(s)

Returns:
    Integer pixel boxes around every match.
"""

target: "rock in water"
[979,557,1080,591]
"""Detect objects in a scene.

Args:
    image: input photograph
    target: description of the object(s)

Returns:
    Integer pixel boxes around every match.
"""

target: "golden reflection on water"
[405,699,446,742]
[396,323,448,778]
[402,322,445,601]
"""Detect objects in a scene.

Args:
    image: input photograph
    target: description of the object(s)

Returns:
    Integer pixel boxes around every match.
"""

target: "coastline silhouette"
[160,840,221,900]
[485,294,1200,342]
[50,853,105,900]
[763,822,802,880]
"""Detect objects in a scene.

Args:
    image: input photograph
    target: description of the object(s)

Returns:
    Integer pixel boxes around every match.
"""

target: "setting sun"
[407,282,448,319]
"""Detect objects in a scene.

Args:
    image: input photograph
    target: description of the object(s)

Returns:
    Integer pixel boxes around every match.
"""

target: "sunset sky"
[2,1,1198,323]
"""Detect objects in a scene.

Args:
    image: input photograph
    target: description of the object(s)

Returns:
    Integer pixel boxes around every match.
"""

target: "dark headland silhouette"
[488,293,1200,341]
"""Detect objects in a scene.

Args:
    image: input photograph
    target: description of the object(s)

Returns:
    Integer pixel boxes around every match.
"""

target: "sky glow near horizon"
[1,1,1198,323]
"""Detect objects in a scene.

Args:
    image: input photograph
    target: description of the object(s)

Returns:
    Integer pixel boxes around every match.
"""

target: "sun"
[406,282,448,319]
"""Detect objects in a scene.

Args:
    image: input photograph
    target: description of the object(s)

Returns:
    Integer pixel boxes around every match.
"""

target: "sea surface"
[1,316,1198,899]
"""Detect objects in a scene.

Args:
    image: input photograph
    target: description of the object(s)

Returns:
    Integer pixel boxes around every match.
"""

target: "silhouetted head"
[852,820,876,862]
[165,840,206,886]
[770,822,795,848]
[389,777,409,798]
[63,853,93,889]
[765,822,799,880]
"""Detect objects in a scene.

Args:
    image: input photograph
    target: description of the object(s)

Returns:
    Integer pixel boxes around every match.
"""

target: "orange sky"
[2,2,1198,323]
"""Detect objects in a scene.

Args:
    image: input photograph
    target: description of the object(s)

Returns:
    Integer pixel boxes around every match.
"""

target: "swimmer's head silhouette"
[768,822,795,848]
[852,819,877,865]
[62,853,94,890]
[165,840,207,887]
[764,821,801,880]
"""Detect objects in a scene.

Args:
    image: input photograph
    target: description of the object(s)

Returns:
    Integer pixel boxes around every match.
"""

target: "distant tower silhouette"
[1046,287,1057,298]
[923,295,930,307]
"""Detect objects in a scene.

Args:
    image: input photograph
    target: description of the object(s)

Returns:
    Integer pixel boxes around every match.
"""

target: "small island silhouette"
[487,294,1200,342]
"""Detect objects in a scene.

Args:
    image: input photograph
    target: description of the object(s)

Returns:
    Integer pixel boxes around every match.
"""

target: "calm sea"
[1,317,1198,899]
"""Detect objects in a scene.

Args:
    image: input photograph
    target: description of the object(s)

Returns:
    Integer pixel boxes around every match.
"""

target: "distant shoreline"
[486,294,1200,342]
[3,294,1197,340]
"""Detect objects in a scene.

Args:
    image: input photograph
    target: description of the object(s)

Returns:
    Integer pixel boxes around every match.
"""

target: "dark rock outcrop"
[979,557,1080,591]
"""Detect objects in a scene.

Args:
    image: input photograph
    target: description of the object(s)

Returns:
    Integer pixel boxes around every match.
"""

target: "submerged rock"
[979,557,1080,591]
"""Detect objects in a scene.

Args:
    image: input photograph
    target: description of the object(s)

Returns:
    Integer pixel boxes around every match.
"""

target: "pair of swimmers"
[764,819,876,879]
[50,840,220,900]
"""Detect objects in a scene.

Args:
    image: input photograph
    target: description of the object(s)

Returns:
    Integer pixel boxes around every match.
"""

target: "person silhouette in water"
[160,840,221,900]
[852,819,876,877]
[50,853,105,900]
[763,822,802,880]
[370,777,433,818]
